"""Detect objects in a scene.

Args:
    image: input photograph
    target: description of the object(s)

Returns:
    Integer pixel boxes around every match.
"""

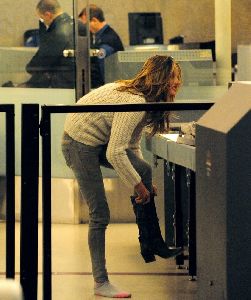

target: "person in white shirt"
[62,55,182,298]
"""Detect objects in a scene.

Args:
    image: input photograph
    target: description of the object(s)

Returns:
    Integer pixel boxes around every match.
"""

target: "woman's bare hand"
[134,181,150,204]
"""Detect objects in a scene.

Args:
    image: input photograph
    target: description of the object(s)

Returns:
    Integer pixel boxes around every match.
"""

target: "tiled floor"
[0,222,197,299]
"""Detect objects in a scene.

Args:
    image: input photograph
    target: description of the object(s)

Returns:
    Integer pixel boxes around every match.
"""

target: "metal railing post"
[0,104,15,279]
[20,104,39,300]
[40,107,52,300]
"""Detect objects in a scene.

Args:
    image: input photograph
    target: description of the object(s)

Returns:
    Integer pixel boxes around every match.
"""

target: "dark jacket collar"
[47,12,72,32]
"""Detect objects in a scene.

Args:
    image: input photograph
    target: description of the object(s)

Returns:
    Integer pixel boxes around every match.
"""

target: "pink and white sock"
[94,281,131,298]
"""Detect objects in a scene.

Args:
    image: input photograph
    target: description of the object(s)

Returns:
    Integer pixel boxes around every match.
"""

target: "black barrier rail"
[41,101,214,114]
[20,104,40,300]
[39,101,213,300]
[0,104,15,278]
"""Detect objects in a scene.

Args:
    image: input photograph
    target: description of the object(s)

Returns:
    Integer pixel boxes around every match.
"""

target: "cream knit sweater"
[64,82,147,187]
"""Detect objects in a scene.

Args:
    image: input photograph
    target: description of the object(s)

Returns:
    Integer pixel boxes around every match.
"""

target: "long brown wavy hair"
[116,55,181,135]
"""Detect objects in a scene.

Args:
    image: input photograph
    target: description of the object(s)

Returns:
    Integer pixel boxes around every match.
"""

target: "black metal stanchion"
[40,107,52,300]
[1,104,15,279]
[20,104,39,300]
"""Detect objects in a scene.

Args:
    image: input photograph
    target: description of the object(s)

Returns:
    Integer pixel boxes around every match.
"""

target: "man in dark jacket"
[79,4,124,88]
[25,0,75,88]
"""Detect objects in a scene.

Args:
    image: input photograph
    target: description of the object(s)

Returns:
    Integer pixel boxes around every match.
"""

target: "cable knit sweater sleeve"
[106,110,145,187]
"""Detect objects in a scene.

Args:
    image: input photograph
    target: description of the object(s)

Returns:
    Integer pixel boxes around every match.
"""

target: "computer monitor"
[128,12,163,45]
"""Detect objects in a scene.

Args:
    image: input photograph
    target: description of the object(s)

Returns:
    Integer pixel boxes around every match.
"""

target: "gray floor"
[0,222,197,299]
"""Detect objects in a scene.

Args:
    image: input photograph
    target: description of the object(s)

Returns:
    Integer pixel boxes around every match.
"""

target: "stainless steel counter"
[144,133,195,170]
[144,132,197,277]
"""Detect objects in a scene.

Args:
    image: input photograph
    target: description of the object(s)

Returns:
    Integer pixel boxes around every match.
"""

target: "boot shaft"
[131,195,163,242]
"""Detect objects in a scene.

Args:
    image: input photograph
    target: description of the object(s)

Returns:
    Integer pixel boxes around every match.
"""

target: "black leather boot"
[131,196,156,263]
[144,194,183,259]
[131,195,182,262]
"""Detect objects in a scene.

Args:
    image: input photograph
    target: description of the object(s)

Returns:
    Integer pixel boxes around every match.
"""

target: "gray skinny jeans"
[61,132,152,283]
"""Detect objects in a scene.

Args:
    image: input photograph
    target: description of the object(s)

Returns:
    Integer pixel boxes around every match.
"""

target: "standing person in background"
[79,4,124,88]
[24,0,75,88]
[62,55,182,298]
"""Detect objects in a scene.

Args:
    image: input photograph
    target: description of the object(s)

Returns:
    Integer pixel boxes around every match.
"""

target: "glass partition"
[0,1,186,97]
[0,0,90,99]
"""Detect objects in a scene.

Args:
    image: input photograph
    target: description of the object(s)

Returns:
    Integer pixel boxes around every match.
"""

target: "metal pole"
[40,102,214,114]
[73,0,90,100]
[40,107,52,300]
[20,104,39,300]
[5,104,15,279]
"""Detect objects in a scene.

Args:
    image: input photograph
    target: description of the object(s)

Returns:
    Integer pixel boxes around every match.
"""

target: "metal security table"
[144,133,196,279]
